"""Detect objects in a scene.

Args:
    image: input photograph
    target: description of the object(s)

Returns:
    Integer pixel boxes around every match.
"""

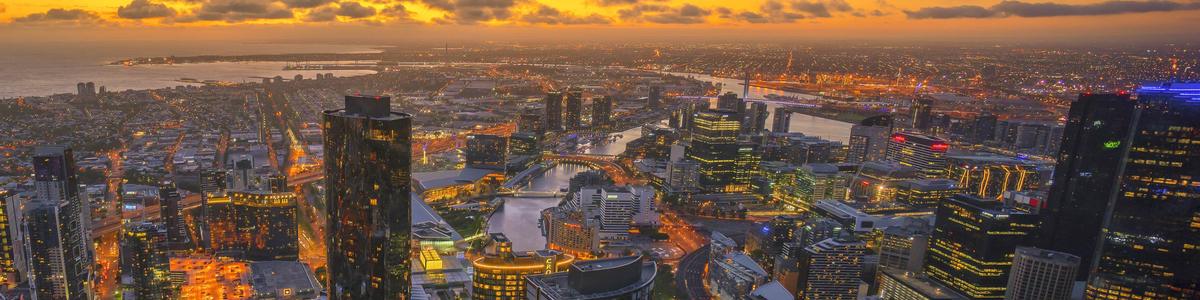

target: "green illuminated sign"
[1103,141,1121,149]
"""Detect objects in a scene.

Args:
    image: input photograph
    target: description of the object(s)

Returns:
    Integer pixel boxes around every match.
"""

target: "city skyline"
[1,0,1200,44]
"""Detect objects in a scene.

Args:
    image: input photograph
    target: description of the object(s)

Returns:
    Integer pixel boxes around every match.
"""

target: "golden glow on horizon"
[1,0,1197,29]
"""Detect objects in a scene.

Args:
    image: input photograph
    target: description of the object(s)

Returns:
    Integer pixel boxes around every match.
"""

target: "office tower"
[879,220,933,274]
[648,86,662,109]
[472,234,573,299]
[892,179,960,209]
[120,222,175,299]
[885,133,949,179]
[565,87,583,131]
[1005,247,1078,300]
[205,190,298,261]
[743,102,768,133]
[525,255,657,300]
[911,97,932,130]
[465,134,507,171]
[796,235,866,300]
[324,95,412,300]
[592,96,613,129]
[519,107,545,134]
[925,195,1037,299]
[508,132,541,156]
[0,190,23,288]
[158,181,190,251]
[197,168,228,249]
[1086,83,1200,299]
[573,186,656,238]
[878,268,966,300]
[717,92,744,113]
[1038,93,1136,281]
[848,116,893,164]
[27,145,92,300]
[544,92,564,132]
[944,154,1041,199]
[771,107,791,133]
[686,109,747,192]
[972,113,997,143]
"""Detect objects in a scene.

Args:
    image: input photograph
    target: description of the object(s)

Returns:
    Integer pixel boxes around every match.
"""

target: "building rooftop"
[525,256,657,300]
[413,168,500,191]
[749,280,793,300]
[249,261,323,300]
[880,267,966,300]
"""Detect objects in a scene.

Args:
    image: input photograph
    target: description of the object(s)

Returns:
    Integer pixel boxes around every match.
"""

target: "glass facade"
[925,195,1037,299]
[686,109,747,193]
[1086,84,1200,299]
[324,95,413,300]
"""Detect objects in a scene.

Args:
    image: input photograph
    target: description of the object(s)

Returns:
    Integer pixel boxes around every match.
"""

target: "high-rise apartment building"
[744,102,768,133]
[592,96,613,129]
[544,92,564,132]
[565,87,584,131]
[848,116,892,164]
[119,222,175,299]
[472,234,573,299]
[158,181,190,251]
[26,145,92,300]
[795,235,866,300]
[648,86,662,109]
[910,97,933,131]
[324,95,412,299]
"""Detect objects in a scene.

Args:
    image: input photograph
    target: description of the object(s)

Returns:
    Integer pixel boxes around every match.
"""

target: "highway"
[677,245,712,300]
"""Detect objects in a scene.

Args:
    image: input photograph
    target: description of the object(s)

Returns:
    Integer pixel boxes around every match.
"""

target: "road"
[677,245,712,300]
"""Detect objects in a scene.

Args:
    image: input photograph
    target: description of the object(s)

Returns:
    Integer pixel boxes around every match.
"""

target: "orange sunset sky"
[1,0,1198,43]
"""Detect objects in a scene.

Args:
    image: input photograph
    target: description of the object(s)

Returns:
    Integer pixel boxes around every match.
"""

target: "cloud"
[906,0,1200,19]
[520,4,610,24]
[281,0,335,9]
[0,3,6,14]
[336,1,377,18]
[118,0,177,19]
[12,8,108,25]
[179,0,295,22]
[619,3,711,24]
[420,0,517,24]
[791,0,852,18]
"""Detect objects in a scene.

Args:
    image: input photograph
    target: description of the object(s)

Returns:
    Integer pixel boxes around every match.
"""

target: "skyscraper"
[743,102,768,133]
[1038,93,1136,281]
[911,97,933,131]
[1005,247,1078,300]
[771,107,791,133]
[0,190,24,288]
[472,234,574,299]
[686,109,747,192]
[26,145,92,300]
[885,132,949,179]
[519,107,545,135]
[847,116,892,164]
[972,113,997,143]
[795,235,866,300]
[925,195,1037,299]
[565,87,584,131]
[1086,83,1200,299]
[119,222,175,299]
[544,92,564,132]
[717,92,744,113]
[324,95,412,299]
[158,181,190,251]
[592,96,613,129]
[648,86,662,109]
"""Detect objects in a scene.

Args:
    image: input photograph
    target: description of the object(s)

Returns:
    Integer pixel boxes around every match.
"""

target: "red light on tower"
[930,143,949,152]
[891,134,907,143]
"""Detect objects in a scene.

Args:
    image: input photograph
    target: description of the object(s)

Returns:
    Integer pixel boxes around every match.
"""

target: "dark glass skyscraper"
[1038,94,1136,282]
[565,87,584,131]
[324,95,412,299]
[925,194,1037,299]
[911,97,933,131]
[465,134,507,171]
[27,145,92,300]
[743,102,768,134]
[771,107,791,133]
[158,181,190,251]
[544,92,563,132]
[1086,83,1200,299]
[592,96,613,129]
[648,86,662,109]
